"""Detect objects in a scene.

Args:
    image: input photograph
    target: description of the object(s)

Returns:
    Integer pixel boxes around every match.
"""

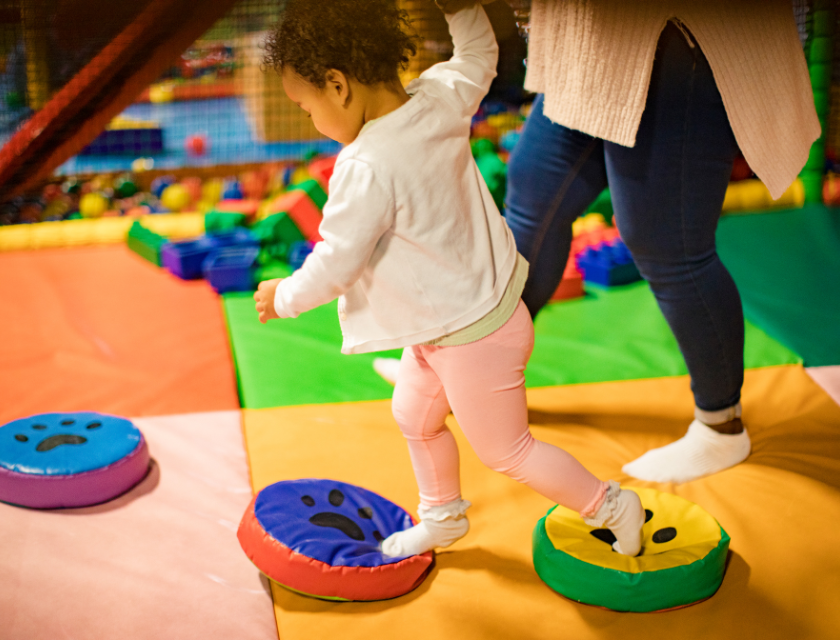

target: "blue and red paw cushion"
[0,412,150,509]
[237,479,433,601]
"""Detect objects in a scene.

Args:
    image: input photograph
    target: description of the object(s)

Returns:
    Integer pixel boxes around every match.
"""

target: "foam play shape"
[237,478,433,601]
[0,412,150,508]
[533,487,729,612]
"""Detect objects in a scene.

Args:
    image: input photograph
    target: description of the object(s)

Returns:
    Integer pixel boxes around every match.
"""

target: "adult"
[504,0,818,483]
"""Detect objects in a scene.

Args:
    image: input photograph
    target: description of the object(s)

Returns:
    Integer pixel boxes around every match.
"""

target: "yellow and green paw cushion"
[532,487,729,612]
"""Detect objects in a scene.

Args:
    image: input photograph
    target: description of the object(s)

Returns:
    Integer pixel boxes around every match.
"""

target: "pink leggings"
[391,300,607,515]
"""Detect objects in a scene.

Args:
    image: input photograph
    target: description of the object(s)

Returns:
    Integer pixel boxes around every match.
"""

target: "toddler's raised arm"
[421,1,499,118]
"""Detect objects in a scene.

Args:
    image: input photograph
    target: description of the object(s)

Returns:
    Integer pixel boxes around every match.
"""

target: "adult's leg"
[605,23,749,483]
[505,94,609,316]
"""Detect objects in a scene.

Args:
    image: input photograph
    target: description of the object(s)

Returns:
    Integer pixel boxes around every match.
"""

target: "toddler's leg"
[427,301,644,555]
[382,347,470,557]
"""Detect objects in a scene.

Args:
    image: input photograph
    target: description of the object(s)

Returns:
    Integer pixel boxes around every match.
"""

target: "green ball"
[113,175,138,199]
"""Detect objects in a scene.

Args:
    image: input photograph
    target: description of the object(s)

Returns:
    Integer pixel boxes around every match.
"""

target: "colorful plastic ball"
[113,175,138,199]
[149,83,175,103]
[61,178,82,195]
[151,176,176,199]
[79,193,110,219]
[499,130,521,153]
[160,184,192,212]
[202,178,224,205]
[222,179,243,200]
[126,205,152,217]
[131,157,155,173]
[241,170,269,200]
[181,177,203,205]
[186,134,207,156]
[823,175,840,205]
[41,198,70,221]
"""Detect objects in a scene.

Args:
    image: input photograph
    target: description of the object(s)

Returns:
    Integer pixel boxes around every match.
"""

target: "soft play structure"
[0,411,150,508]
[533,488,729,612]
[238,479,433,601]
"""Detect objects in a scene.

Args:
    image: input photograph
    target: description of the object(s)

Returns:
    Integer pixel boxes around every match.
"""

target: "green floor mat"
[717,205,840,367]
[224,279,799,408]
[223,293,401,409]
[527,281,799,387]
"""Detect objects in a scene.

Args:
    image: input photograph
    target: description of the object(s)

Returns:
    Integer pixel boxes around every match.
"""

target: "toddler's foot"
[622,419,750,484]
[373,357,401,385]
[381,498,470,557]
[583,481,644,556]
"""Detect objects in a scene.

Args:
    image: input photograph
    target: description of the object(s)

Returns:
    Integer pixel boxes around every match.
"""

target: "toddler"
[254,0,645,558]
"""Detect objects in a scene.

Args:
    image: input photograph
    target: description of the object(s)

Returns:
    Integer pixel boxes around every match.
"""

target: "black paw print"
[590,509,677,555]
[14,418,103,452]
[301,488,384,543]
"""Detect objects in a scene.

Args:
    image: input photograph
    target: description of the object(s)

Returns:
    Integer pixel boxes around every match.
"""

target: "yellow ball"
[79,192,109,218]
[160,184,192,212]
[201,178,224,205]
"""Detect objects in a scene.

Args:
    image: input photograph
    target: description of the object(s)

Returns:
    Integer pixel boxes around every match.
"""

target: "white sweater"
[273,5,517,355]
[525,0,819,199]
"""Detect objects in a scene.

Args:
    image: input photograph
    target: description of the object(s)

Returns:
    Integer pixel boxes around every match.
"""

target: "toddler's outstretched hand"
[254,279,282,324]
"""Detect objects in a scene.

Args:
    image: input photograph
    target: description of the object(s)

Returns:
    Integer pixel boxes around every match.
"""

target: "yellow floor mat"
[242,364,840,640]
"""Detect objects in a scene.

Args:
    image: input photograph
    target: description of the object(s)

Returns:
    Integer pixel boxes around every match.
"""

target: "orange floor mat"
[0,245,239,424]
[242,365,840,640]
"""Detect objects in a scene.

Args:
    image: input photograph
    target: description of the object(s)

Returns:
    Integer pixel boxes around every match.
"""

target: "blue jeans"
[505,23,744,412]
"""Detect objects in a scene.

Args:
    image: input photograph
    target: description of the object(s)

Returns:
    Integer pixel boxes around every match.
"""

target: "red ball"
[186,134,207,156]
[822,175,840,205]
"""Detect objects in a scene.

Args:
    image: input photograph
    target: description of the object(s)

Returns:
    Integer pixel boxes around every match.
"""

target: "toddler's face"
[282,67,361,145]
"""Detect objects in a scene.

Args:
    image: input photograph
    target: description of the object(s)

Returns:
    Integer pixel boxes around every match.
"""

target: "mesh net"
[0,0,527,221]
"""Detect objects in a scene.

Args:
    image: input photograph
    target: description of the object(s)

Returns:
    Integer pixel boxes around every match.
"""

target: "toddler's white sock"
[373,357,401,386]
[622,419,750,484]
[582,481,645,556]
[381,498,470,558]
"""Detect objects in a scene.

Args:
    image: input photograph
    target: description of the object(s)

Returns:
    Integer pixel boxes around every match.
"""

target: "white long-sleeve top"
[273,5,517,355]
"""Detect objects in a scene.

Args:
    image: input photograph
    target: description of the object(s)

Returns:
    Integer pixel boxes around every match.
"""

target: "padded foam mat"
[242,365,840,640]
[0,245,240,424]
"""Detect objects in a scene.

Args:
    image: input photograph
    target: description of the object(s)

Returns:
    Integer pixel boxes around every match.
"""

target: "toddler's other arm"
[254,279,281,323]
[269,158,394,319]
[423,1,499,117]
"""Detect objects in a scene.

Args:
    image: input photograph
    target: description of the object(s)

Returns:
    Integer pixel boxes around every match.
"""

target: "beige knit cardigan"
[524,0,820,199]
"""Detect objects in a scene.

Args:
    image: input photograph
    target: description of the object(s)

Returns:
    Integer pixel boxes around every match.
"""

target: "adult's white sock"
[622,419,751,484]
[582,481,645,556]
[373,357,401,386]
[381,499,470,557]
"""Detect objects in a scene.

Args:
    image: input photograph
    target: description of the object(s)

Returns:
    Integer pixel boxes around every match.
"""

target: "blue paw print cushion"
[0,412,150,508]
[237,479,433,601]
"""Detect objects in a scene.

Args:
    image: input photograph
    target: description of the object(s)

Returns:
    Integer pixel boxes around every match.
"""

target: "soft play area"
[1,1,840,639]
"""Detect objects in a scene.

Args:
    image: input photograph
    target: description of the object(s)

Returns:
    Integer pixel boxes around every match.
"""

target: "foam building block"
[127,220,167,266]
[162,229,257,280]
[575,239,641,287]
[289,240,315,270]
[552,253,584,301]
[250,212,305,262]
[213,199,261,217]
[308,156,337,193]
[267,191,322,242]
[289,179,328,210]
[203,246,260,294]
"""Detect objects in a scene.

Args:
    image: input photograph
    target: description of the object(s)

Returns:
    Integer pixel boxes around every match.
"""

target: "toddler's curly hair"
[264,0,418,88]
